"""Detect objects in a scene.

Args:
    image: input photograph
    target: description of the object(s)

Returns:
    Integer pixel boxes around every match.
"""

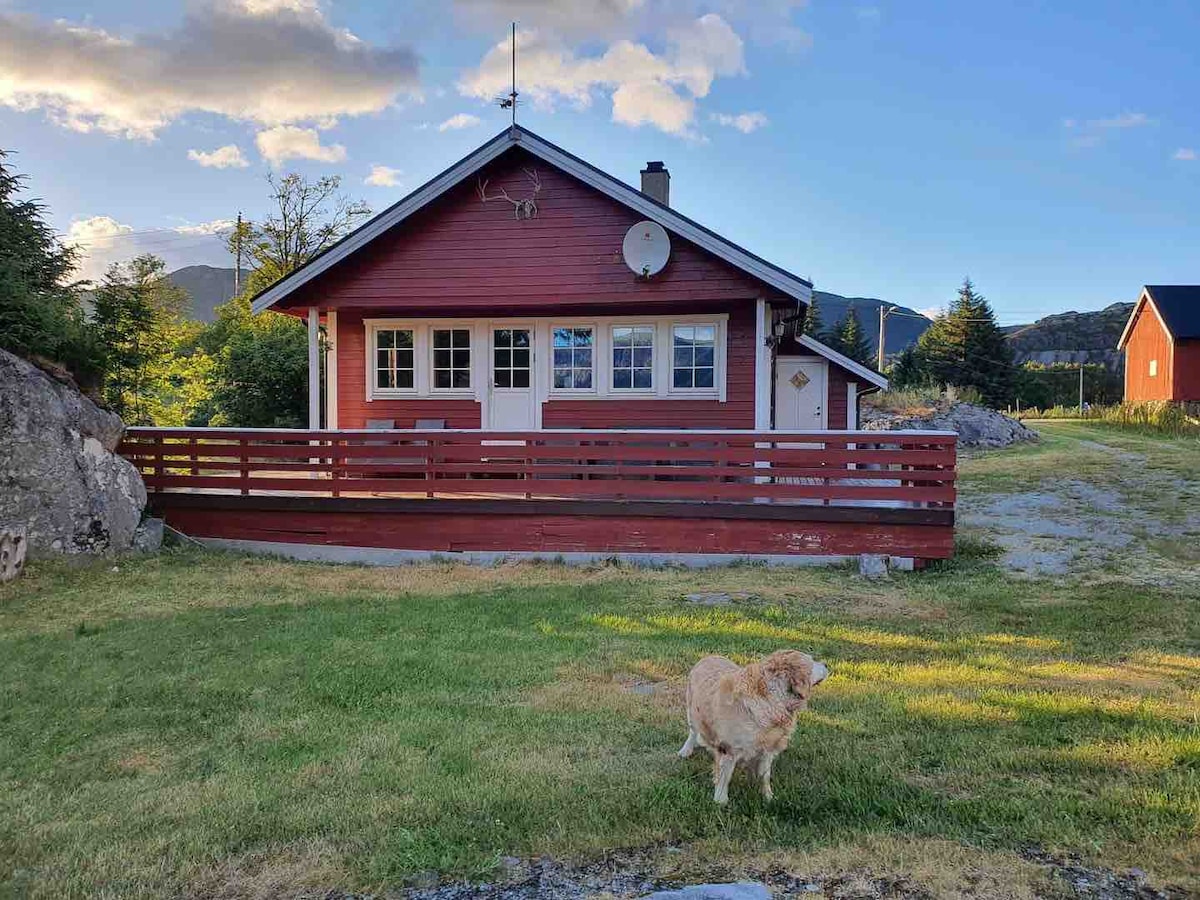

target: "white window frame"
[364,314,728,405]
[369,325,418,396]
[549,323,599,394]
[429,325,474,393]
[609,323,656,394]
[364,319,479,400]
[668,321,721,395]
[1149,359,1158,377]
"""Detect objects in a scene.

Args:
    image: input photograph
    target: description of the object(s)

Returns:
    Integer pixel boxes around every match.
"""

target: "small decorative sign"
[790,370,810,390]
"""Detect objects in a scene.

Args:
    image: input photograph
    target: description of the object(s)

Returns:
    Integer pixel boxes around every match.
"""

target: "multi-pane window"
[375,329,414,389]
[552,326,593,389]
[672,324,716,389]
[612,325,654,390]
[432,328,472,389]
[493,328,531,389]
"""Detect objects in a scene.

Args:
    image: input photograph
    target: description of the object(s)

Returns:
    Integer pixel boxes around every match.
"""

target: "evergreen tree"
[912,278,1014,407]
[91,255,190,423]
[831,306,875,368]
[0,150,102,388]
[802,294,822,337]
[889,345,925,387]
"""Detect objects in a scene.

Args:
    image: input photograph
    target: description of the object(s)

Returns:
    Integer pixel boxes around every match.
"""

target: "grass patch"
[2,546,1199,898]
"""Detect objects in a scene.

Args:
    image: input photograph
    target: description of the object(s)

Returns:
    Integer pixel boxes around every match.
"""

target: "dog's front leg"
[712,753,736,805]
[757,753,777,801]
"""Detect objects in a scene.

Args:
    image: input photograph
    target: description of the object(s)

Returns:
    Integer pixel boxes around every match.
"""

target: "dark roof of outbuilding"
[1144,286,1200,340]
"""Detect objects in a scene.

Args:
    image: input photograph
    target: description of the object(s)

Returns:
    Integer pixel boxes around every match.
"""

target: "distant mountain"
[811,291,932,356]
[167,265,239,322]
[1002,302,1134,370]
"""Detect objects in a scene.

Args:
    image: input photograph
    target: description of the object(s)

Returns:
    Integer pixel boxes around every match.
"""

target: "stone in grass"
[858,554,889,579]
[685,591,757,606]
[641,883,771,900]
[131,518,164,553]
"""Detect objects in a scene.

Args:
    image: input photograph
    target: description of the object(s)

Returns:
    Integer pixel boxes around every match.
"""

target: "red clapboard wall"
[275,147,784,314]
[1123,303,1176,402]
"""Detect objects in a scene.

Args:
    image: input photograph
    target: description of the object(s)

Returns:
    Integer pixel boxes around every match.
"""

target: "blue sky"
[2,0,1197,324]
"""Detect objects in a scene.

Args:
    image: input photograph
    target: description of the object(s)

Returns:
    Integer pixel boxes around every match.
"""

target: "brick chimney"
[640,161,669,206]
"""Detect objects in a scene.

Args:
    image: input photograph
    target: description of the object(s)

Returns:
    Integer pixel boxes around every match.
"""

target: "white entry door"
[774,357,827,431]
[488,325,536,430]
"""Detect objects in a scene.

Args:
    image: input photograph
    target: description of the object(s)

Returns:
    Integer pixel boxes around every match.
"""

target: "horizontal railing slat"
[121,427,957,510]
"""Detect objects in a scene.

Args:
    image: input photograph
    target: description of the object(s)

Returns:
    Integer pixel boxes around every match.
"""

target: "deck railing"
[118,428,957,509]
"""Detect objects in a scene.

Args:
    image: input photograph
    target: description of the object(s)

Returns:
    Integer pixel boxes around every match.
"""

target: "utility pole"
[233,211,243,297]
[877,304,896,371]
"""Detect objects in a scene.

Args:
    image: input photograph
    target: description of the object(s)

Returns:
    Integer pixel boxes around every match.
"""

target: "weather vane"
[495,22,519,125]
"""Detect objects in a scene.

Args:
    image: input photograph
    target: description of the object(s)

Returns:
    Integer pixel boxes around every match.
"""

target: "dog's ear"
[736,662,770,698]
[765,650,818,697]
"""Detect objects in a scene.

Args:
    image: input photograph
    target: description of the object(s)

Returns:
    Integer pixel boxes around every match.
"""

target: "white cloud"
[1173,147,1196,161]
[1089,111,1151,129]
[710,110,768,133]
[0,1,419,140]
[255,125,347,167]
[437,113,482,131]
[187,144,250,169]
[365,164,402,187]
[65,216,234,281]
[916,306,943,320]
[1063,111,1153,150]
[458,14,745,137]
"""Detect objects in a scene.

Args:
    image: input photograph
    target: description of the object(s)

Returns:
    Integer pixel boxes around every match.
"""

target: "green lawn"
[2,422,1199,898]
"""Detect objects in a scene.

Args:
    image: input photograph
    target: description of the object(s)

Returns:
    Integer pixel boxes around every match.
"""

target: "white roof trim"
[252,126,813,314]
[797,334,889,389]
[1117,287,1172,349]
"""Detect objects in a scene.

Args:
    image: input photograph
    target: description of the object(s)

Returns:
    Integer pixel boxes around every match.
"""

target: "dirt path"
[957,424,1200,584]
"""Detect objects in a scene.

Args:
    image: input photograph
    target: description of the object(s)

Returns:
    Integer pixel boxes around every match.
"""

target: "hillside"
[811,291,932,355]
[167,266,238,322]
[1003,301,1133,370]
[162,267,1132,375]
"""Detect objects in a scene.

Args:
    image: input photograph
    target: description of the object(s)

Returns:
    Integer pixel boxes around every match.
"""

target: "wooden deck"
[118,428,957,564]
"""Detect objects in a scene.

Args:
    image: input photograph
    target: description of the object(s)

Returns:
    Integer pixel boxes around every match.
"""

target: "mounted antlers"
[477,167,541,219]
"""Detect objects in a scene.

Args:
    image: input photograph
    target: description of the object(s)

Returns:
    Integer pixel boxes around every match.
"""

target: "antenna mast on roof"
[496,22,518,125]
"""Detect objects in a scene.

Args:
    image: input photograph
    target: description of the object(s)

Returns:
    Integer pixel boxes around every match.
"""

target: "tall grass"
[1014,400,1200,437]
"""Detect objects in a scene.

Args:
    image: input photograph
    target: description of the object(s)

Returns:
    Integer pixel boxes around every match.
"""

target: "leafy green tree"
[230,173,371,297]
[207,301,310,427]
[91,255,191,423]
[828,306,875,368]
[911,278,1014,407]
[198,172,369,427]
[0,150,102,389]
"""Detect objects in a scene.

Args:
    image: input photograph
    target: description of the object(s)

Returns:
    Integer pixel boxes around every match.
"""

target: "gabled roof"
[250,125,813,314]
[797,334,888,390]
[1117,285,1200,348]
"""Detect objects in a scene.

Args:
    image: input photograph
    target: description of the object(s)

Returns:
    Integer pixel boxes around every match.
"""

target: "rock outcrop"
[0,349,146,556]
[861,401,1038,449]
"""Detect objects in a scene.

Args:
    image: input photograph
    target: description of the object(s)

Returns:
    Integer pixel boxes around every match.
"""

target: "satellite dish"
[622,221,671,278]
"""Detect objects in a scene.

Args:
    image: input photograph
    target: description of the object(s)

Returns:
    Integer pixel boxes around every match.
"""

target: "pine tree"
[801,294,822,337]
[829,306,875,368]
[0,150,102,388]
[91,255,190,423]
[912,278,1014,407]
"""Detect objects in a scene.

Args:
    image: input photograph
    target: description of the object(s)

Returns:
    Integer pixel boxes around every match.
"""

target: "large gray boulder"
[861,400,1038,449]
[0,349,146,556]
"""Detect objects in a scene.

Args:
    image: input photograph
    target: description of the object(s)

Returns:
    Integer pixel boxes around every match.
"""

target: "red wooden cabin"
[119,126,957,567]
[1118,285,1200,403]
